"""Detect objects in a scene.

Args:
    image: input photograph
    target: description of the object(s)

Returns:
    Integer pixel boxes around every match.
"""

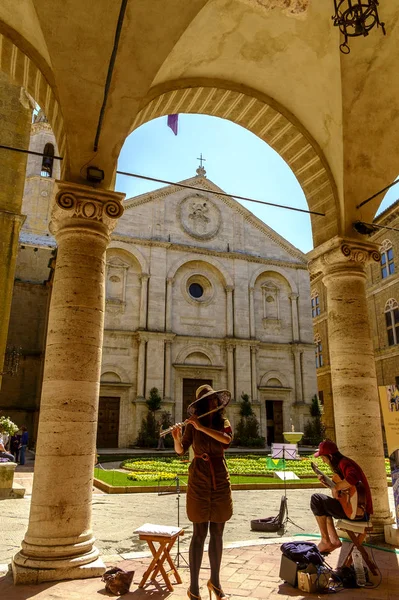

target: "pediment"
[120,175,306,263]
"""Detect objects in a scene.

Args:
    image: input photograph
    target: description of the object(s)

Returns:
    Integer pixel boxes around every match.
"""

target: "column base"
[12,550,105,585]
[384,524,399,547]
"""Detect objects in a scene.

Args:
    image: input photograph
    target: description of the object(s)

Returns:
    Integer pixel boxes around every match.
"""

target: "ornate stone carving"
[308,237,381,276]
[341,244,380,264]
[178,195,221,240]
[238,0,309,18]
[51,181,124,237]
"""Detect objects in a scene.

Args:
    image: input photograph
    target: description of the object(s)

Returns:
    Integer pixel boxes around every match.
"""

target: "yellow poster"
[379,385,399,528]
[379,385,399,457]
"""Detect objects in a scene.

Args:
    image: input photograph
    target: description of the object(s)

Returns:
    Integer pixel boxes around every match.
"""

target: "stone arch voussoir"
[0,33,66,162]
[250,265,298,294]
[168,254,234,288]
[131,81,339,247]
[175,345,216,366]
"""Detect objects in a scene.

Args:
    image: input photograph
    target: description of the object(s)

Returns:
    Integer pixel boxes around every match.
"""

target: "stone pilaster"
[249,286,256,339]
[139,273,149,329]
[291,345,303,403]
[164,339,172,400]
[165,277,174,332]
[0,75,33,388]
[250,346,258,402]
[308,237,392,534]
[289,293,300,341]
[136,335,147,399]
[226,286,234,337]
[12,181,125,584]
[226,343,235,400]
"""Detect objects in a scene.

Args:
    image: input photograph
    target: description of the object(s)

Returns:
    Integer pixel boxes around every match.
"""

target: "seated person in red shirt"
[310,440,373,554]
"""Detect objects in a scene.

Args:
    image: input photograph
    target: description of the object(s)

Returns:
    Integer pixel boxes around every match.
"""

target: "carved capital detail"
[308,237,381,277]
[51,181,125,237]
[340,244,380,264]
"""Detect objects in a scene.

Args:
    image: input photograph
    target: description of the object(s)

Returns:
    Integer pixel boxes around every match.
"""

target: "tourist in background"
[19,426,29,465]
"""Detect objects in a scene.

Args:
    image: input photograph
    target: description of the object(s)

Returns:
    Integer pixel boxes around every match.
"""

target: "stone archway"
[130,80,340,247]
[0,33,66,159]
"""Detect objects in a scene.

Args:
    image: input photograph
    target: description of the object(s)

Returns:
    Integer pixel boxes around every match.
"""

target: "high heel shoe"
[187,589,201,600]
[207,580,228,600]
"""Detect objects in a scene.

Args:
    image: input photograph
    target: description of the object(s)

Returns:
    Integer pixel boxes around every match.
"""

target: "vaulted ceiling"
[1,0,398,245]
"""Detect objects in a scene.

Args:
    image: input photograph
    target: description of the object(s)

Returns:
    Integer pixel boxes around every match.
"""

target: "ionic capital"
[50,181,125,238]
[308,237,380,278]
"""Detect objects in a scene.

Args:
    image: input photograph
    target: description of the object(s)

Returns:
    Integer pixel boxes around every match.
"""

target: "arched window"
[314,334,323,368]
[41,143,54,177]
[311,291,320,318]
[380,240,395,279]
[385,299,399,346]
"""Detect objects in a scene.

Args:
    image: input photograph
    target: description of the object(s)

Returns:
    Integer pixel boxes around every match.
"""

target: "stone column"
[250,346,258,402]
[249,286,256,339]
[308,238,392,533]
[226,286,234,337]
[226,343,235,399]
[12,181,124,584]
[139,273,149,329]
[289,293,300,341]
[165,277,174,332]
[0,76,33,388]
[136,336,146,399]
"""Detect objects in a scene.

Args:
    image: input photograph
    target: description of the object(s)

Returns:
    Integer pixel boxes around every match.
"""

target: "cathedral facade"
[1,121,318,448]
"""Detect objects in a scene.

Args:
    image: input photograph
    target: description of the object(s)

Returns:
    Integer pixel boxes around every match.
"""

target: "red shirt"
[338,457,373,516]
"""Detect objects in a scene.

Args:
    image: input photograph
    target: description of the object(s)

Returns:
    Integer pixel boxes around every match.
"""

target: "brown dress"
[180,419,233,523]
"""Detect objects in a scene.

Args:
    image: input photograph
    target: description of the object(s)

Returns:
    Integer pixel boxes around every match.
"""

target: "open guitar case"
[250,496,287,532]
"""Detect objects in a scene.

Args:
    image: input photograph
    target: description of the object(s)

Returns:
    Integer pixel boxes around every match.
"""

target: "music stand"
[158,476,189,568]
[271,444,304,532]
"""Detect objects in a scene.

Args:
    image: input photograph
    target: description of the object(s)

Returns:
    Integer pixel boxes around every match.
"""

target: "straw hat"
[187,384,231,415]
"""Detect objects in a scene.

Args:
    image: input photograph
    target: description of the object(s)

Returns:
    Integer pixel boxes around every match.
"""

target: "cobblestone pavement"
[1,539,398,599]
[1,454,397,599]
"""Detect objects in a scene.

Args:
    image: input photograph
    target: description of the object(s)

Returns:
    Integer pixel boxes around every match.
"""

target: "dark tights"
[189,522,225,597]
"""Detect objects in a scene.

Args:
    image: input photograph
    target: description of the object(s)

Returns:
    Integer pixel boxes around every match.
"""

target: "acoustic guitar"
[311,461,366,519]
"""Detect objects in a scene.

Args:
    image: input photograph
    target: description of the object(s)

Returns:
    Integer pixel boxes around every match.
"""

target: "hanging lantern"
[332,1,386,54]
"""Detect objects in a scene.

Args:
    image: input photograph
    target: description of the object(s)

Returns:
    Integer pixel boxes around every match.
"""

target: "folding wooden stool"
[134,523,184,591]
[336,519,378,576]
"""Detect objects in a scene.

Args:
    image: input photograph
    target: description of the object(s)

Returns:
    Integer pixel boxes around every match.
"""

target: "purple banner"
[167,114,178,136]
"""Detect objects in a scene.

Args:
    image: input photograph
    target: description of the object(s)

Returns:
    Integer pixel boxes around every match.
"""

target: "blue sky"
[116,114,398,254]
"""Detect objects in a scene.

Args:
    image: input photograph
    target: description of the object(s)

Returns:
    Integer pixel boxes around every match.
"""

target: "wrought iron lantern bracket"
[332,1,386,54]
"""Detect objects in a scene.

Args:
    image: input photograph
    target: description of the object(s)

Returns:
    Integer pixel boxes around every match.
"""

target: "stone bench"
[0,462,25,499]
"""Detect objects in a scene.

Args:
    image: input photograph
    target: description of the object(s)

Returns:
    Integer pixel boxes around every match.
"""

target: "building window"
[41,143,54,177]
[380,240,395,279]
[314,334,323,368]
[311,291,320,318]
[261,283,279,320]
[385,299,399,346]
[189,282,204,299]
[318,391,324,405]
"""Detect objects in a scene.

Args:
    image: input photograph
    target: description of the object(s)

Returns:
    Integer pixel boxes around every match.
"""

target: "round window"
[189,282,204,299]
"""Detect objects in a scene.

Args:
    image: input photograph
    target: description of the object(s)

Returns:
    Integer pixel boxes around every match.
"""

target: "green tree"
[233,393,265,448]
[302,395,326,445]
[136,387,163,447]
